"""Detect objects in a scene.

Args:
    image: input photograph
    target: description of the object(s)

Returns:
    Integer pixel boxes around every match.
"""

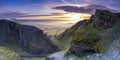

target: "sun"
[70,13,81,20]
[65,13,82,20]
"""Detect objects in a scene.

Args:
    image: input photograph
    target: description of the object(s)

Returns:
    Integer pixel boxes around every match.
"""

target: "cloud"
[85,0,120,2]
[0,11,27,18]
[0,4,28,19]
[21,12,68,17]
[84,0,120,2]
[62,0,120,5]
[53,5,119,14]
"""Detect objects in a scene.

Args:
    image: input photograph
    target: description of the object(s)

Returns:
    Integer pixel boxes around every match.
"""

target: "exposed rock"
[70,24,101,56]
[0,20,59,56]
[69,9,120,56]
[70,41,96,56]
[90,9,117,29]
[115,13,120,18]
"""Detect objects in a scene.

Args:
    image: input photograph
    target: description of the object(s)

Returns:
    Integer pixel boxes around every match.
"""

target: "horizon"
[0,0,120,21]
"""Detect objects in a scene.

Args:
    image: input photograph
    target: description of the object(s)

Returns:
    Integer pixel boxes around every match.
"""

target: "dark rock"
[0,20,59,56]
[90,9,116,29]
[69,9,120,56]
[70,40,97,56]
[115,13,120,18]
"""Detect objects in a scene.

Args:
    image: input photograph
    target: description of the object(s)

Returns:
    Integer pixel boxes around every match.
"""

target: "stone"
[90,9,116,29]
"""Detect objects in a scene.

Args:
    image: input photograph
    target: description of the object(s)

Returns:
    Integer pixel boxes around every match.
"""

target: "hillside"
[47,9,120,60]
[0,20,59,57]
[0,47,20,60]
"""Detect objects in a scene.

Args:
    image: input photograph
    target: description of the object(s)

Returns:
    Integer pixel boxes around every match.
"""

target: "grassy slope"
[0,46,20,60]
[63,17,120,59]
[54,20,87,50]
[47,17,120,60]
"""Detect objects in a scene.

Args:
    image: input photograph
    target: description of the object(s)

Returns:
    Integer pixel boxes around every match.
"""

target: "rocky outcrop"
[69,9,120,56]
[90,9,117,29]
[0,20,59,56]
[70,24,101,56]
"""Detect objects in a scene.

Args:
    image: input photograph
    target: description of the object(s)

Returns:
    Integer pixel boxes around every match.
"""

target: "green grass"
[20,58,46,60]
[0,46,20,60]
[73,24,100,43]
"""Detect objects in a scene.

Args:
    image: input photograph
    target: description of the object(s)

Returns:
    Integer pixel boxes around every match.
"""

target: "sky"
[0,0,120,20]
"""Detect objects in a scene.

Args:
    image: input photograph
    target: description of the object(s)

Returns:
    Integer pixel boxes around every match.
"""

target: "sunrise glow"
[64,13,81,20]
[63,13,91,20]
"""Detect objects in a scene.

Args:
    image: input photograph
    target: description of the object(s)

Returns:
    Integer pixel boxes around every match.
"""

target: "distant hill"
[0,20,59,57]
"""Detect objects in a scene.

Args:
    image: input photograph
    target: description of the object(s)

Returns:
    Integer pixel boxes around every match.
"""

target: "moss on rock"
[73,24,100,43]
[70,24,104,55]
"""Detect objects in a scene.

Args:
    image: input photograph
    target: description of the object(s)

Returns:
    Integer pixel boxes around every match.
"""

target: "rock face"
[90,9,116,29]
[69,9,120,56]
[0,20,59,56]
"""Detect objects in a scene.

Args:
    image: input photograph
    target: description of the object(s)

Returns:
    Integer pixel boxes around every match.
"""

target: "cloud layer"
[53,5,118,14]
[0,11,27,18]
